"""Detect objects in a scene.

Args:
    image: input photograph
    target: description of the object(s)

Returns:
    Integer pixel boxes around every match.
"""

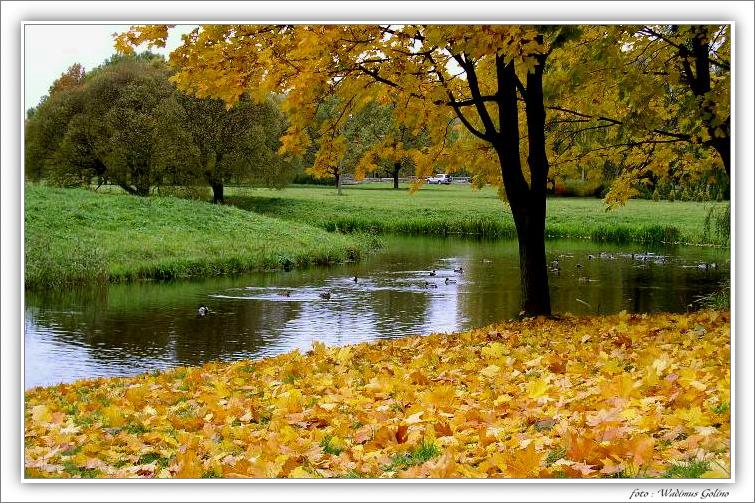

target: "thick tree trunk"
[511,201,551,316]
[392,162,401,189]
[211,181,224,204]
[495,54,552,317]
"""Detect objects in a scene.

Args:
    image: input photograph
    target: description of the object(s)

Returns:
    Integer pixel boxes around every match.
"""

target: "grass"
[697,281,731,309]
[662,460,711,479]
[24,185,379,289]
[224,183,728,246]
[384,440,441,471]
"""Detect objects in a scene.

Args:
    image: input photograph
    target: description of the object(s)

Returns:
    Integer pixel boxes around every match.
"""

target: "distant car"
[427,174,452,185]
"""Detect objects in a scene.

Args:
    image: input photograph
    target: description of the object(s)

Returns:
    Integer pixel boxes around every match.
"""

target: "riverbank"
[226,184,728,246]
[25,310,730,479]
[25,185,379,289]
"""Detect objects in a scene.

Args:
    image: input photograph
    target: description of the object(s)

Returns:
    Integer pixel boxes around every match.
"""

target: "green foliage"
[24,185,377,288]
[25,53,293,199]
[173,93,294,201]
[703,203,730,245]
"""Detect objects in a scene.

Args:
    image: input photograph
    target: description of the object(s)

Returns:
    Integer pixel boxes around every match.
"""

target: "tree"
[25,64,89,182]
[25,54,190,194]
[302,97,393,195]
[173,93,292,203]
[48,63,86,95]
[117,25,590,315]
[545,25,730,206]
[88,55,186,195]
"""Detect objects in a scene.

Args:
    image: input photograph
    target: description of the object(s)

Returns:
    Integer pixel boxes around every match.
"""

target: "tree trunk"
[710,136,730,176]
[681,26,730,177]
[211,181,224,204]
[392,162,401,189]
[511,200,551,316]
[495,54,552,316]
[335,172,342,196]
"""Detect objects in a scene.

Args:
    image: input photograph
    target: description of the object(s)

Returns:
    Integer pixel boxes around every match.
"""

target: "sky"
[24,24,195,110]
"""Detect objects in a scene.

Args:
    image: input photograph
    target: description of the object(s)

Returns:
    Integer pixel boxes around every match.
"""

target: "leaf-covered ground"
[25,310,730,479]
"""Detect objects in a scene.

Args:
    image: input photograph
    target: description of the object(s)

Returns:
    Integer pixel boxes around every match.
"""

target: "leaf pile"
[25,310,730,479]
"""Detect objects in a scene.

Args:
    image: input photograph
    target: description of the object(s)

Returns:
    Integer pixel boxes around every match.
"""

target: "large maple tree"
[116,24,729,316]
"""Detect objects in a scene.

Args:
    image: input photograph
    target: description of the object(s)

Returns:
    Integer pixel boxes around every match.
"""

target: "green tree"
[25,64,89,182]
[174,93,292,203]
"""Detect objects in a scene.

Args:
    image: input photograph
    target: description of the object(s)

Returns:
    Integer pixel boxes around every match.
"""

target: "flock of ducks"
[421,267,463,289]
[547,251,720,283]
[198,254,720,316]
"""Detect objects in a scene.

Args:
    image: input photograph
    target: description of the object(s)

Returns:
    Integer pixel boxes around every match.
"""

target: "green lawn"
[226,183,728,245]
[25,185,378,288]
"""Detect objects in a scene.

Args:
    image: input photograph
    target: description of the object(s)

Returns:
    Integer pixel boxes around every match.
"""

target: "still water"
[25,236,728,389]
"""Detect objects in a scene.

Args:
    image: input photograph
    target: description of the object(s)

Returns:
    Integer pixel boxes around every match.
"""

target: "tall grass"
[25,185,379,289]
[226,184,727,246]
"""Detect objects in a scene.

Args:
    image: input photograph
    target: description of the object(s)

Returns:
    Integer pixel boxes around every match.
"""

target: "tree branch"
[453,53,497,137]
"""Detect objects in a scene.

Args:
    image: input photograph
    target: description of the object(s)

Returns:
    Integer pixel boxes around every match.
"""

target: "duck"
[319,291,331,300]
[424,281,438,289]
[197,305,210,317]
[550,259,559,268]
[576,263,583,269]
[428,270,437,277]
[353,276,359,283]
[587,254,595,260]
[453,266,464,274]
[278,291,291,297]
[445,277,457,284]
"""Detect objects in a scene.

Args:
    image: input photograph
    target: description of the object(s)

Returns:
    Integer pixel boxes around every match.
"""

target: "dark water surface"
[25,236,728,389]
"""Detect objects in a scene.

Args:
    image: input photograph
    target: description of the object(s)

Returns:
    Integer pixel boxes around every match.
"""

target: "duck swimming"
[429,270,437,277]
[453,267,464,274]
[445,277,457,284]
[319,291,331,300]
[197,305,210,317]
[424,281,438,289]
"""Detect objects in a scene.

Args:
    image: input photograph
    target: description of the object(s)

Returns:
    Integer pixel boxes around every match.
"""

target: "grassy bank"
[25,185,378,289]
[25,310,730,479]
[226,184,728,246]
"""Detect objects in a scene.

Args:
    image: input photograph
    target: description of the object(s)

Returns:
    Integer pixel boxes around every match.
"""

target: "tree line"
[25,53,430,201]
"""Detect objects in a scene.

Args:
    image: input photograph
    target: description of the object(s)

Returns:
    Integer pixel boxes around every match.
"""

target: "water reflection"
[25,236,728,388]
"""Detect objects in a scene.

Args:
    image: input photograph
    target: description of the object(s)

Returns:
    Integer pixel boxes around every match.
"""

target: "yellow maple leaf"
[527,379,549,400]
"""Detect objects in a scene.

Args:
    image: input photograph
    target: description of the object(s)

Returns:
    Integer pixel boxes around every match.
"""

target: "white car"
[427,174,452,185]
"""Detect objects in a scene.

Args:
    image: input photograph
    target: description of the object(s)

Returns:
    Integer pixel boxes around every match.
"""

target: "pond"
[24,236,729,389]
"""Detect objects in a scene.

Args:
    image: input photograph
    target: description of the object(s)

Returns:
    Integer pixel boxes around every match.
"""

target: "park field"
[24,310,730,479]
[226,183,729,246]
[25,185,378,289]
